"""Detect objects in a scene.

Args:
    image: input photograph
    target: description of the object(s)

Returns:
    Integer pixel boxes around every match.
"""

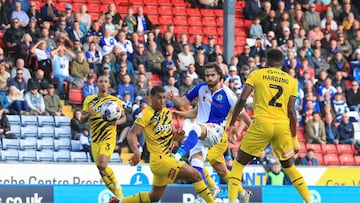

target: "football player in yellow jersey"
[228,49,312,203]
[81,76,127,200]
[110,86,215,203]
[173,105,252,197]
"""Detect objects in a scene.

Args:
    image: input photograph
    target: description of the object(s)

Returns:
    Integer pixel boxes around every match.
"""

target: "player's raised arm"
[113,110,126,126]
[167,90,190,107]
[127,123,144,166]
[173,106,198,119]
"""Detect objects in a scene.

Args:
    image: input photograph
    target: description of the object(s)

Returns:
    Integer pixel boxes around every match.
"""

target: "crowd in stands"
[0,0,359,169]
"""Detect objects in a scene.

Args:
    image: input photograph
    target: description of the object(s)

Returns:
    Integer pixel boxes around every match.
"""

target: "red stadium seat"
[217,27,223,34]
[188,26,204,35]
[235,18,244,27]
[187,8,201,16]
[172,0,187,7]
[89,12,100,21]
[306,143,322,153]
[216,17,223,26]
[200,9,214,16]
[148,15,159,25]
[158,15,173,25]
[144,0,157,5]
[157,6,173,16]
[157,0,172,6]
[336,144,354,155]
[323,154,340,165]
[244,20,253,28]
[174,26,188,35]
[203,27,218,37]
[130,0,143,5]
[202,17,217,27]
[87,4,100,13]
[321,144,337,155]
[339,154,355,166]
[299,142,307,154]
[214,9,223,17]
[314,152,324,165]
[150,74,162,87]
[188,16,203,26]
[172,7,187,16]
[173,16,188,25]
[235,28,247,37]
[144,5,158,15]
[235,46,243,56]
[354,156,360,165]
[68,88,83,105]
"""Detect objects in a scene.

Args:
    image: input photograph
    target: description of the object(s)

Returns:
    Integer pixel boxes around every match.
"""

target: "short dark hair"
[151,86,165,96]
[307,148,314,153]
[266,49,284,68]
[205,62,223,79]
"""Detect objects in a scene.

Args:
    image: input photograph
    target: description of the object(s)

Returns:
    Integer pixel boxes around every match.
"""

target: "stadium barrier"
[0,163,359,186]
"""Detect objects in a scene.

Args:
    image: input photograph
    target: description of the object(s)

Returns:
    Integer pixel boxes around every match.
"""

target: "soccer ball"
[100,101,122,122]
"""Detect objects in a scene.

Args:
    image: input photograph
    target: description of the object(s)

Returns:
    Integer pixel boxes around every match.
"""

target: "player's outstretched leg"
[203,167,221,198]
[101,166,123,199]
[282,162,312,203]
[174,125,202,161]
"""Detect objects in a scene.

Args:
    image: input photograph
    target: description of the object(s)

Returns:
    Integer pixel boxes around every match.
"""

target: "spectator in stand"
[345,80,360,112]
[337,33,353,59]
[132,43,150,71]
[249,17,263,39]
[337,112,355,144]
[0,64,9,92]
[194,52,206,81]
[0,0,11,30]
[116,74,135,101]
[50,45,75,99]
[238,44,251,67]
[244,0,262,20]
[266,162,291,185]
[102,14,117,37]
[30,39,51,82]
[311,49,330,77]
[17,33,34,69]
[250,38,266,58]
[40,0,58,25]
[70,50,90,83]
[302,148,319,166]
[124,7,136,34]
[10,58,31,84]
[179,75,194,96]
[116,30,133,56]
[147,41,164,74]
[192,34,207,54]
[306,111,326,144]
[333,92,350,122]
[134,6,152,35]
[99,29,117,56]
[324,112,339,144]
[162,62,181,87]
[82,73,98,99]
[80,128,93,162]
[104,3,122,31]
[0,112,17,139]
[225,65,242,90]
[350,29,360,52]
[71,108,88,140]
[43,84,62,116]
[329,52,350,78]
[177,44,195,74]
[250,150,271,172]
[11,2,29,28]
[85,41,103,73]
[164,76,179,108]
[78,4,91,31]
[8,68,27,92]
[28,69,49,96]
[321,11,337,31]
[26,8,41,31]
[68,20,85,42]
[7,85,29,115]
[24,83,48,115]
[307,25,324,47]
[318,77,337,101]
[319,92,333,113]
[3,18,25,55]
[161,31,181,56]
[134,73,149,98]
[306,3,321,28]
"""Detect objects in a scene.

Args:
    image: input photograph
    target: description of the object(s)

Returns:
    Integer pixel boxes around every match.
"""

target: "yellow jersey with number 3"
[245,67,297,124]
[82,94,123,143]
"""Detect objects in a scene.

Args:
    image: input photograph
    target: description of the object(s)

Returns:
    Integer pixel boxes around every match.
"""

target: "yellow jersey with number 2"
[245,67,298,124]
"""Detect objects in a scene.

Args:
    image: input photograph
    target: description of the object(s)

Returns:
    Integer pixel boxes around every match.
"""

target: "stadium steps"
[60,100,73,118]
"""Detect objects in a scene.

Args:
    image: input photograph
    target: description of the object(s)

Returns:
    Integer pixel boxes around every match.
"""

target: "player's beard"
[206,79,219,89]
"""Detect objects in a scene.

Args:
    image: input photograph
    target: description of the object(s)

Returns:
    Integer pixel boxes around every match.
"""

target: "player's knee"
[191,124,203,139]
[280,158,294,168]
[97,162,108,171]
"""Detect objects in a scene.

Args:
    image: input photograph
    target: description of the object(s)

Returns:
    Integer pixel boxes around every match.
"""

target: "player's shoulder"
[83,94,98,103]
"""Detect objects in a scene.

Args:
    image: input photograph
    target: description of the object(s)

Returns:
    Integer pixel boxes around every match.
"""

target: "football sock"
[228,160,245,202]
[176,130,199,159]
[204,167,216,189]
[193,166,207,184]
[122,192,151,203]
[193,180,215,203]
[283,165,312,203]
[103,166,123,199]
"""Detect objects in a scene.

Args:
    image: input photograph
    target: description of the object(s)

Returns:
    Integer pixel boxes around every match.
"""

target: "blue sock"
[193,166,206,184]
[177,130,199,157]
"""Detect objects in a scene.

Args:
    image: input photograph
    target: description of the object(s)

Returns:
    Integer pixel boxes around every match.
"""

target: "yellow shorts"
[150,154,185,186]
[240,122,294,161]
[206,134,228,165]
[91,138,117,165]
